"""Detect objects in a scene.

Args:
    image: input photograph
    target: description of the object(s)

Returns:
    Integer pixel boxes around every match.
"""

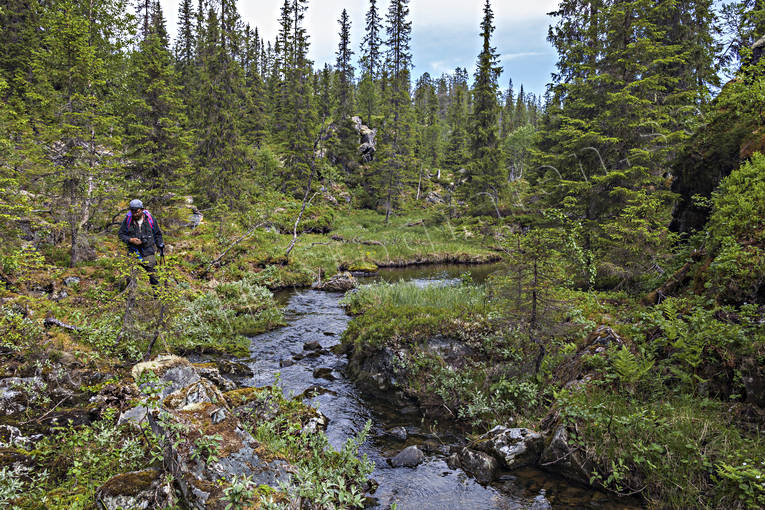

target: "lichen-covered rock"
[148,401,292,510]
[301,410,328,435]
[216,359,254,378]
[117,406,148,429]
[95,469,174,510]
[473,426,543,470]
[131,355,192,383]
[129,358,296,510]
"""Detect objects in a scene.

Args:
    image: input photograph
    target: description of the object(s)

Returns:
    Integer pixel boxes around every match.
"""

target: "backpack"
[126,210,155,230]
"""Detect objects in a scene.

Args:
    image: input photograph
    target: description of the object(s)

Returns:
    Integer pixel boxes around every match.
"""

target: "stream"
[236,264,642,510]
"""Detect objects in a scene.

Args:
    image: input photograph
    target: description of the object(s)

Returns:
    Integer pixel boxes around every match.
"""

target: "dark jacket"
[118,212,164,259]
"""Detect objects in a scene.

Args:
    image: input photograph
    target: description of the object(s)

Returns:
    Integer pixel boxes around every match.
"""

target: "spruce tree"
[466,0,503,209]
[125,1,191,190]
[194,4,248,206]
[380,0,413,221]
[175,0,196,78]
[335,9,354,119]
[34,0,130,265]
[359,0,382,124]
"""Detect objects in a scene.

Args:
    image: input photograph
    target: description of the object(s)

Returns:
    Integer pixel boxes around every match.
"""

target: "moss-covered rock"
[95,469,175,510]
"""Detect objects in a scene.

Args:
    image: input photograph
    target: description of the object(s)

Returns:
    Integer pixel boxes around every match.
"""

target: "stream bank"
[244,263,642,509]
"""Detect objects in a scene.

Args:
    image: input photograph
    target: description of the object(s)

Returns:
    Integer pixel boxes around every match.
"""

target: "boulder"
[301,411,329,435]
[313,367,336,381]
[131,355,192,384]
[163,378,226,411]
[316,271,357,292]
[194,365,237,392]
[216,360,254,378]
[473,426,543,470]
[96,469,174,510]
[390,445,425,468]
[346,346,410,406]
[456,447,498,484]
[187,208,203,229]
[117,406,149,429]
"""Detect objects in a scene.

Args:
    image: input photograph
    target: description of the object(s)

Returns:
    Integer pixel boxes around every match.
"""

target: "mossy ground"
[0,201,492,509]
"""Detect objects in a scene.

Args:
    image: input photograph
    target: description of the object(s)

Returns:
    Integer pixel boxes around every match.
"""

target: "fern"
[611,346,654,389]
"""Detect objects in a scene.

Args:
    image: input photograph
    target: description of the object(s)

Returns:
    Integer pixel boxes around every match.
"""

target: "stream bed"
[236,264,642,510]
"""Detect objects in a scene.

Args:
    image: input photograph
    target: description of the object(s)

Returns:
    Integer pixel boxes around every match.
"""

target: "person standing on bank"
[118,199,165,285]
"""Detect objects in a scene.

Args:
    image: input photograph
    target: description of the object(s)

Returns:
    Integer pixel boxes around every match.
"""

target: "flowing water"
[237,264,642,510]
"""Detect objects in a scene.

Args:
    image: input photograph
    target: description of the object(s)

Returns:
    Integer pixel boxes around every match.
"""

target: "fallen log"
[44,317,79,331]
[641,250,704,305]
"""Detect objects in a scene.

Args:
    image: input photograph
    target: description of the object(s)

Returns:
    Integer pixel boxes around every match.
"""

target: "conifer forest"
[0,0,764,508]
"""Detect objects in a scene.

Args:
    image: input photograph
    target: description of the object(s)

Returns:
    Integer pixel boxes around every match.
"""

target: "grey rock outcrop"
[352,116,377,162]
[126,357,297,509]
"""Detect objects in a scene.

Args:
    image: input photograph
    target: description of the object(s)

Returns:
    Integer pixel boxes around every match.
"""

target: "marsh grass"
[342,280,488,315]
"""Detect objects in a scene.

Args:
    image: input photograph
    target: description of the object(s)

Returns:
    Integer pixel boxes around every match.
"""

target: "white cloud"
[500,51,547,61]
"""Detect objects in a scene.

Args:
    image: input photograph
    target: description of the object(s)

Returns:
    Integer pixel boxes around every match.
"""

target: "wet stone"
[531,490,552,510]
[313,367,336,381]
[303,341,322,351]
[385,426,408,441]
[457,448,498,484]
[390,445,425,468]
[279,359,295,368]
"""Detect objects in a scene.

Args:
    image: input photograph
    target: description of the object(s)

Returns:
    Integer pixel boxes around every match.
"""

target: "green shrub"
[171,280,285,356]
[706,153,765,303]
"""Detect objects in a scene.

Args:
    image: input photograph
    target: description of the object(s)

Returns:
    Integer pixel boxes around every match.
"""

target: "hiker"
[118,199,165,285]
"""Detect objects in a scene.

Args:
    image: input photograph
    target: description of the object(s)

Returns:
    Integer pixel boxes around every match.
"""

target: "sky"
[159,0,560,96]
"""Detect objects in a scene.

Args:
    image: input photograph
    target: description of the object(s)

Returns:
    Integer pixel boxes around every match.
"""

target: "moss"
[223,387,268,407]
[97,469,160,497]
[0,447,36,467]
[346,261,378,273]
